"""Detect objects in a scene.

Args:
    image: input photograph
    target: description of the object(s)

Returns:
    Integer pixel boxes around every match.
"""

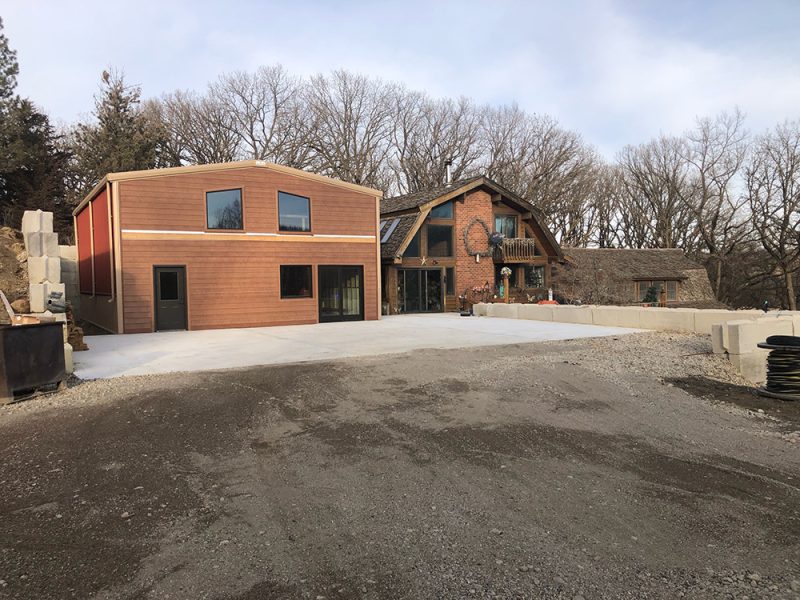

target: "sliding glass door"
[318,265,364,322]
[398,268,443,313]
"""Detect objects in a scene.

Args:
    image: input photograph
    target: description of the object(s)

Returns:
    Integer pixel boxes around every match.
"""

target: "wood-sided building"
[379,176,562,314]
[73,161,382,333]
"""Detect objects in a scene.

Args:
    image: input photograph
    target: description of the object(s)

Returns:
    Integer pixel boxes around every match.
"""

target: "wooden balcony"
[494,238,539,262]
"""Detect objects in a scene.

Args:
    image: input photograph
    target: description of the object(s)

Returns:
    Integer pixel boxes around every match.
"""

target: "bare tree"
[304,70,396,188]
[681,109,750,298]
[156,90,240,164]
[211,65,312,168]
[746,121,800,310]
[617,136,696,249]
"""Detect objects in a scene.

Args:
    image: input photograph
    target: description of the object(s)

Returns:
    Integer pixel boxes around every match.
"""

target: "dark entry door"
[398,269,443,313]
[154,266,187,331]
[318,265,364,322]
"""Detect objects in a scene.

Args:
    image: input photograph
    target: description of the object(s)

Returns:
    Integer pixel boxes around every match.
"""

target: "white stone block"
[473,303,489,316]
[21,209,53,234]
[591,306,642,328]
[23,231,58,258]
[58,245,77,260]
[693,309,758,335]
[63,343,73,375]
[727,317,794,355]
[551,305,594,324]
[29,282,66,313]
[729,350,768,384]
[518,304,554,321]
[27,256,61,284]
[488,303,519,319]
[638,307,695,332]
[711,324,726,354]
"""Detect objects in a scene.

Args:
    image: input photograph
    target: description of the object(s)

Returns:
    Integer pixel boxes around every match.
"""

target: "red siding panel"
[76,207,93,294]
[91,190,112,295]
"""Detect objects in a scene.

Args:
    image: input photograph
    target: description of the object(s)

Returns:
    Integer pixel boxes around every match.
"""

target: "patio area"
[74,313,639,379]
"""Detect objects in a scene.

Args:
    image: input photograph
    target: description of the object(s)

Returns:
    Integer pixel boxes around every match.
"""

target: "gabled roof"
[380,175,562,260]
[74,160,382,216]
[561,248,705,280]
[381,177,483,214]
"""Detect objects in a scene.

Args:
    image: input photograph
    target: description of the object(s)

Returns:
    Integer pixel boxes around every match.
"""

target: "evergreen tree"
[68,71,170,199]
[0,17,18,102]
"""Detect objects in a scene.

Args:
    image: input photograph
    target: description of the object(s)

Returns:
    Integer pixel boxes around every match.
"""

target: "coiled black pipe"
[757,335,800,401]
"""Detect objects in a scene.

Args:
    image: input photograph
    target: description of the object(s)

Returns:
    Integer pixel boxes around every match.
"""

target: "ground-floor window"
[637,280,678,302]
[280,265,313,298]
[445,267,455,295]
[524,265,545,288]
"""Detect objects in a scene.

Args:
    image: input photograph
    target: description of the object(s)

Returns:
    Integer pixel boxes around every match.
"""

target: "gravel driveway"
[1,332,798,599]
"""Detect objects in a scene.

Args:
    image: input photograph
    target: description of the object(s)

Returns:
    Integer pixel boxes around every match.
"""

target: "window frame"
[280,265,314,299]
[523,264,546,288]
[205,188,245,231]
[277,191,312,233]
[426,223,454,257]
[430,201,454,219]
[494,214,518,239]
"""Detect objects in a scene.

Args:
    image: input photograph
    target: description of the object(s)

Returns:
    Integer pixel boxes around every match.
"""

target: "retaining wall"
[475,302,800,385]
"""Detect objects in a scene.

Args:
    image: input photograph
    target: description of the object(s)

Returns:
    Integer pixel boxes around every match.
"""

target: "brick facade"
[454,190,495,295]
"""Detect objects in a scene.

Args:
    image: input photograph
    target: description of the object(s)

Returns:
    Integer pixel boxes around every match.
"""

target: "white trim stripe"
[121,229,375,240]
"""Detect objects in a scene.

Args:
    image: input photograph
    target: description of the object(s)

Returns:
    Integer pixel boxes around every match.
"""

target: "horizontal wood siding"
[118,166,376,236]
[121,239,378,332]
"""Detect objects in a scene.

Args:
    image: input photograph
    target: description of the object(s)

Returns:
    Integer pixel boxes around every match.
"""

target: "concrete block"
[473,303,489,317]
[711,324,726,354]
[29,282,66,313]
[551,305,594,324]
[63,343,73,375]
[639,307,695,332]
[517,304,554,321]
[58,245,77,260]
[21,209,53,234]
[692,309,758,335]
[727,317,794,355]
[488,303,520,319]
[23,231,58,258]
[729,350,768,384]
[591,306,641,328]
[27,256,61,284]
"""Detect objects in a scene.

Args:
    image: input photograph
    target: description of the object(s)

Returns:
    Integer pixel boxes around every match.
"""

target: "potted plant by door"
[500,266,512,303]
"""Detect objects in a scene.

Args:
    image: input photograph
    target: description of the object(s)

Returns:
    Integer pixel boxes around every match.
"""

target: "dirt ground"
[0,332,798,599]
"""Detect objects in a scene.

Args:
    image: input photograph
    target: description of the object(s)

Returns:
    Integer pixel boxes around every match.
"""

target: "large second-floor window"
[427,225,453,257]
[495,215,517,238]
[206,189,243,230]
[278,191,311,232]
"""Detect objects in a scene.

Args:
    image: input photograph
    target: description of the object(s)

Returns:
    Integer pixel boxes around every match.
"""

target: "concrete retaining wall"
[475,302,800,385]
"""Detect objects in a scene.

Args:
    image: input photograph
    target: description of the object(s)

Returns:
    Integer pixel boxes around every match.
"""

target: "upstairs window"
[495,215,517,238]
[427,224,453,257]
[430,201,453,219]
[278,191,311,232]
[206,189,243,230]
[404,230,421,257]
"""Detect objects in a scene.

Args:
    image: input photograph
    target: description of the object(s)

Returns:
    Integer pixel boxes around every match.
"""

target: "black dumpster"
[0,322,66,404]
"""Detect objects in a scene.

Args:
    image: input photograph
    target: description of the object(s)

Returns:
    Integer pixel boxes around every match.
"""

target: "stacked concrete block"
[21,210,67,313]
[59,245,80,313]
[551,305,594,325]
[473,303,489,316]
[487,303,519,319]
[591,306,641,328]
[518,304,554,321]
[725,316,794,384]
[639,307,695,332]
[711,323,726,354]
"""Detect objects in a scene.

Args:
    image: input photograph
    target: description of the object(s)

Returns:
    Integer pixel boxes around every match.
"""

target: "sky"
[3,0,800,158]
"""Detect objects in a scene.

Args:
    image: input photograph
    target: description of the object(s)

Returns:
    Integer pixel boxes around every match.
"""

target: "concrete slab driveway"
[75,314,637,379]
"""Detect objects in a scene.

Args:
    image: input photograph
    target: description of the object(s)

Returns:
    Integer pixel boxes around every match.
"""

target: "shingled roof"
[561,248,705,280]
[381,177,483,214]
[379,214,418,259]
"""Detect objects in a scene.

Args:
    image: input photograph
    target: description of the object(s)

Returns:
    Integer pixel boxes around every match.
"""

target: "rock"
[553,576,566,586]
[10,298,29,314]
[120,511,130,519]
[490,528,503,535]
[790,580,800,592]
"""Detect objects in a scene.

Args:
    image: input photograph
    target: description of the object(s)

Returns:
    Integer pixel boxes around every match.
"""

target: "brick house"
[379,176,562,313]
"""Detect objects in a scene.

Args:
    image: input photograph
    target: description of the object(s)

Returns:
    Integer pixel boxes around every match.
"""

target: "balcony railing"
[494,238,539,262]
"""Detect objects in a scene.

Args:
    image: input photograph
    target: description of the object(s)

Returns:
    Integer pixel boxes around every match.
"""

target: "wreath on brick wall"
[463,217,495,257]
